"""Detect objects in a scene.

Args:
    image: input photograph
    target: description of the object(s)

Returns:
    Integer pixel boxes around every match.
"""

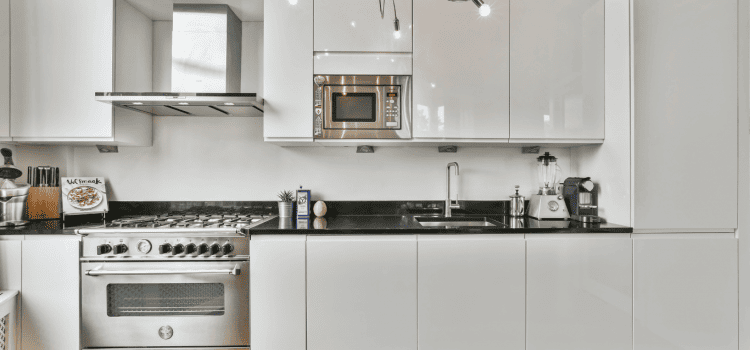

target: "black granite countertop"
[246,214,632,234]
[0,219,75,236]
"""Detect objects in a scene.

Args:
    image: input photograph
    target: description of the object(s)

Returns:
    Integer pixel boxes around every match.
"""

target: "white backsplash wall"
[71,117,571,202]
[0,144,73,181]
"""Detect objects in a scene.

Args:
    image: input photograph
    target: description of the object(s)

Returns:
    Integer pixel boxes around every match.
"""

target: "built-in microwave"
[313,75,412,139]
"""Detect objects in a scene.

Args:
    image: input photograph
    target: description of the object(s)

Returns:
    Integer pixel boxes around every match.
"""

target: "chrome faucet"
[445,162,460,217]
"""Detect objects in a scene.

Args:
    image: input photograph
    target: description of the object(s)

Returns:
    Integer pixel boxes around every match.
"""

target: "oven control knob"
[185,243,197,255]
[113,244,128,255]
[209,243,221,256]
[172,244,184,255]
[96,244,113,255]
[198,243,209,255]
[159,243,172,255]
[222,243,234,255]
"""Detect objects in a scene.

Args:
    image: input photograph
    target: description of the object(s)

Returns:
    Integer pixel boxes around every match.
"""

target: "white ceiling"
[125,0,264,22]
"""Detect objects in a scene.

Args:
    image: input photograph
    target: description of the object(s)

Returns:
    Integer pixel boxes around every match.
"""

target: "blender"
[528,152,569,220]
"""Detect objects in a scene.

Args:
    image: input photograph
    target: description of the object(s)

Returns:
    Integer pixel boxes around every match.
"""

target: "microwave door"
[324,86,384,130]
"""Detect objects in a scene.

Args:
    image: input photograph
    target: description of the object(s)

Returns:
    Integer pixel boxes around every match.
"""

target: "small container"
[509,185,525,217]
[278,202,294,218]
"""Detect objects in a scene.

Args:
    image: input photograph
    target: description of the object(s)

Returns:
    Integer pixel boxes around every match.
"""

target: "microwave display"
[332,93,376,122]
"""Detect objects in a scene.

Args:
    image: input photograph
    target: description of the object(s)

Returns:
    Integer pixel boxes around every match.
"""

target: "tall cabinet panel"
[413,0,509,139]
[314,0,412,52]
[307,236,417,350]
[418,235,525,350]
[264,0,313,140]
[633,236,738,350]
[10,0,113,138]
[633,0,737,230]
[526,235,632,350]
[0,0,9,138]
[510,0,604,140]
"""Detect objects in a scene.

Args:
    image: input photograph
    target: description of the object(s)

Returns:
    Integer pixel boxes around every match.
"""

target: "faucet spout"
[446,162,460,217]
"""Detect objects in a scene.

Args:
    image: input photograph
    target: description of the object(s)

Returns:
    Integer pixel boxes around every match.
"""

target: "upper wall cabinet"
[0,0,9,139]
[314,0,412,53]
[9,0,151,145]
[413,0,509,139]
[510,0,604,141]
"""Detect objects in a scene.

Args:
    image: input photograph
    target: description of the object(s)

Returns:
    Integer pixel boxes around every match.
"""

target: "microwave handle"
[85,264,241,276]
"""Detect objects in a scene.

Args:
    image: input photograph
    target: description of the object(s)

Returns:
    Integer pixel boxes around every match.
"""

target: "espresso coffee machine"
[562,177,600,223]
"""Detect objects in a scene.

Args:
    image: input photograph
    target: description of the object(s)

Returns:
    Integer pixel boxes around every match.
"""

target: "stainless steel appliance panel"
[81,260,249,348]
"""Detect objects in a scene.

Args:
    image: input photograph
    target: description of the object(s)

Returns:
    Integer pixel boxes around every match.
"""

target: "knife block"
[25,187,61,220]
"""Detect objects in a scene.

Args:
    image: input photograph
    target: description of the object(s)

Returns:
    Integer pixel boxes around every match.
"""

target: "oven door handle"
[85,264,241,276]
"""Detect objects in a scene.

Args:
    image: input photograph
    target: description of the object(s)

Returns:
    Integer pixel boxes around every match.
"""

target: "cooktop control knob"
[185,243,197,255]
[172,244,184,255]
[96,244,113,255]
[198,243,209,255]
[159,243,172,255]
[136,240,152,254]
[113,244,128,255]
[209,243,221,256]
[222,243,234,255]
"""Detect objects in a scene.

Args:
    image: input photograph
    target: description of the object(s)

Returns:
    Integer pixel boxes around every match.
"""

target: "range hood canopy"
[96,4,263,116]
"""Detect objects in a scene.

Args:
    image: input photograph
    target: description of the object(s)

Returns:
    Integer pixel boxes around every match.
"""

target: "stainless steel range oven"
[313,75,412,139]
[78,227,252,350]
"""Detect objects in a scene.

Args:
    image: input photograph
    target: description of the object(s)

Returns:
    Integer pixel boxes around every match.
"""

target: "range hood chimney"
[96,4,263,116]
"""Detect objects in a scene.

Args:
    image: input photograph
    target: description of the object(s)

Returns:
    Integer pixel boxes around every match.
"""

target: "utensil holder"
[25,187,61,220]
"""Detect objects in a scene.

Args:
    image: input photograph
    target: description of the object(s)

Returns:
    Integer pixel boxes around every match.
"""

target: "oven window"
[106,283,225,317]
[332,93,376,122]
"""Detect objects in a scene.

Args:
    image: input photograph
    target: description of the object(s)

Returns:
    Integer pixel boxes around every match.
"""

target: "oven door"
[323,85,401,130]
[81,260,249,349]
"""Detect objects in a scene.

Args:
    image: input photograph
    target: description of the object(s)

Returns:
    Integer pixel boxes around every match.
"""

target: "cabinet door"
[10,0,113,138]
[633,235,738,350]
[510,0,604,140]
[264,0,313,140]
[21,237,80,350]
[418,235,525,350]
[0,0,9,138]
[314,0,412,53]
[307,235,417,350]
[633,0,737,230]
[0,240,21,292]
[413,0,509,139]
[250,235,307,350]
[526,235,632,350]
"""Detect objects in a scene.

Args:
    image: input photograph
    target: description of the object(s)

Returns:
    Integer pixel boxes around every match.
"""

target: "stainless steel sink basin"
[416,217,501,227]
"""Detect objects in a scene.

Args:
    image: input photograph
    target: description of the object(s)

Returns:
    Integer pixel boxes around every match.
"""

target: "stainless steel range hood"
[96,4,263,116]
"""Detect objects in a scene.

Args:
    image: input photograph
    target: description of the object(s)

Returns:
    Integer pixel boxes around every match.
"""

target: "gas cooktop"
[106,213,273,229]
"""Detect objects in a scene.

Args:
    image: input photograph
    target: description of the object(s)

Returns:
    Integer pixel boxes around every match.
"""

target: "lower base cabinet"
[21,237,80,350]
[633,235,738,350]
[526,234,633,350]
[418,235,525,350]
[307,236,417,350]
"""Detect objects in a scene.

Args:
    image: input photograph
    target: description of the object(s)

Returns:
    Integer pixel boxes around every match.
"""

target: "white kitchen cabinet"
[633,0,737,230]
[314,0,412,53]
[417,235,525,350]
[21,236,80,350]
[307,235,417,350]
[413,0,510,140]
[0,239,21,292]
[264,0,313,141]
[0,0,9,139]
[250,235,307,350]
[509,0,604,141]
[633,235,738,350]
[526,234,632,350]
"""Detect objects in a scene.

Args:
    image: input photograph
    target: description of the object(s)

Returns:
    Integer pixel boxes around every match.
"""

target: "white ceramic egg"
[313,200,327,216]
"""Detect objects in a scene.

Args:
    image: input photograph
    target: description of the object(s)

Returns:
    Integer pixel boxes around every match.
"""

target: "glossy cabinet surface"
[633,0,737,230]
[418,235,525,350]
[264,0,313,140]
[10,0,113,138]
[633,236,738,350]
[21,237,80,350]
[250,236,307,350]
[510,0,604,140]
[526,235,632,350]
[307,236,417,350]
[314,0,412,52]
[413,0,509,139]
[0,0,9,138]
[0,240,20,295]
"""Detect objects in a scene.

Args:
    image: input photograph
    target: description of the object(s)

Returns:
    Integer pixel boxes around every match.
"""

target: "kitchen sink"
[416,217,503,227]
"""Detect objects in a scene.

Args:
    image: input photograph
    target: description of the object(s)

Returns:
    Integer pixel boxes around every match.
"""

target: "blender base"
[528,194,570,220]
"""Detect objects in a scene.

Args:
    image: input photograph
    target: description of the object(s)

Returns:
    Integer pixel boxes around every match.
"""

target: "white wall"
[0,144,73,181]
